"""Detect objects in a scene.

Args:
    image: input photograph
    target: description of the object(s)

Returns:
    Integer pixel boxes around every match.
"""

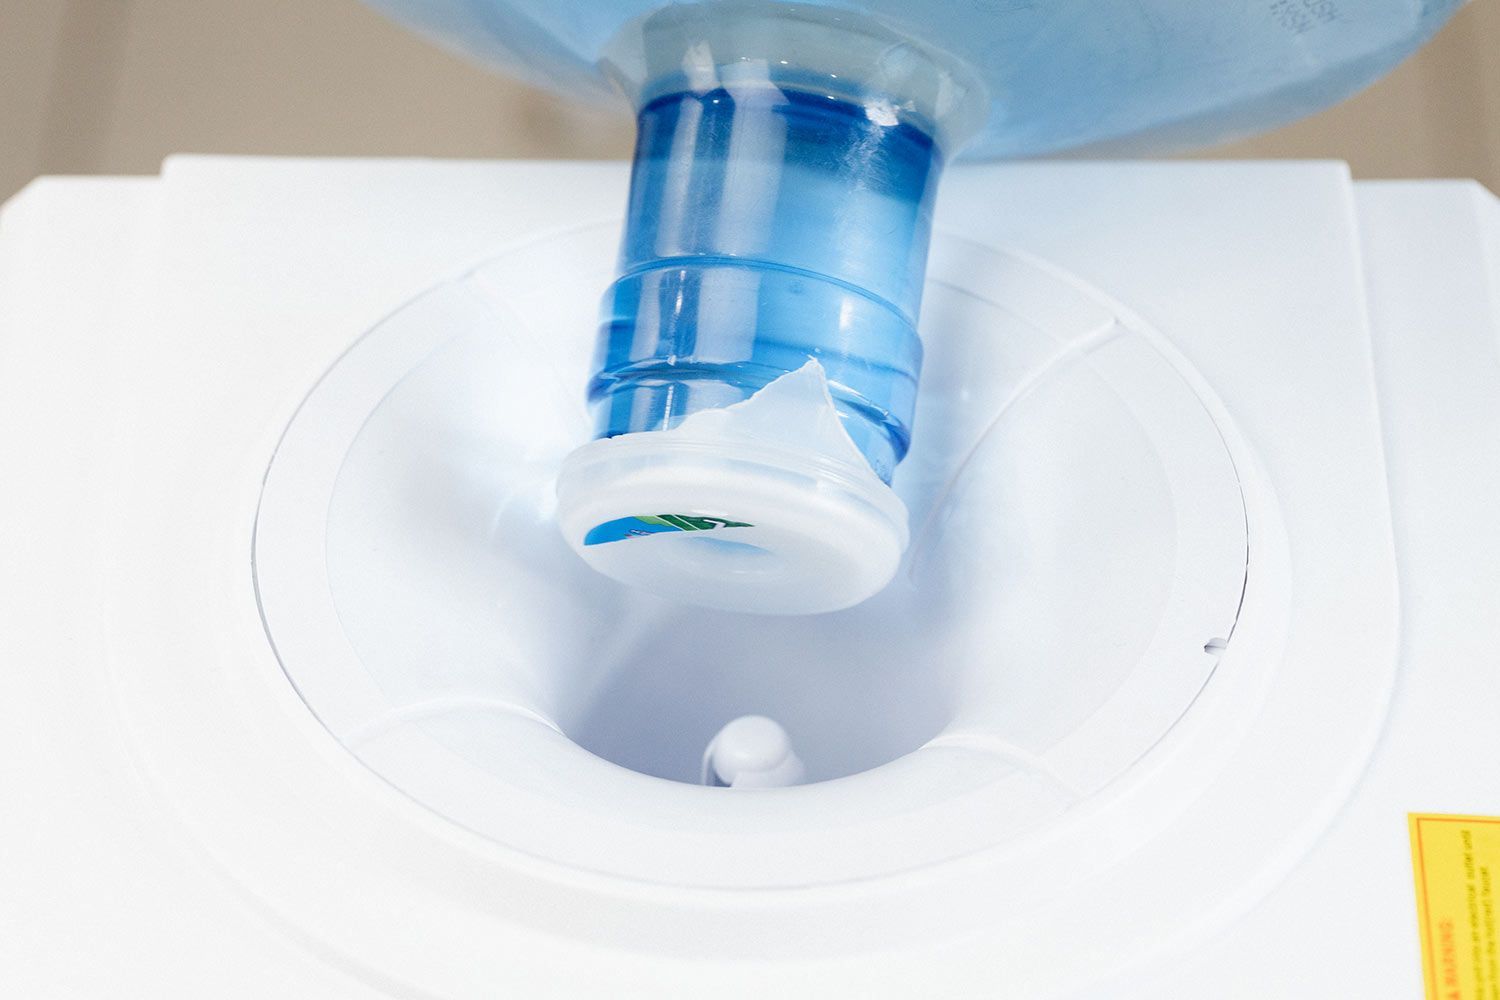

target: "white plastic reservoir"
[254,221,1249,890]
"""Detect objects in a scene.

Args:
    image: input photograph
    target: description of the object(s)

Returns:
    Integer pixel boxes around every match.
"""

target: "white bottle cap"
[554,363,909,615]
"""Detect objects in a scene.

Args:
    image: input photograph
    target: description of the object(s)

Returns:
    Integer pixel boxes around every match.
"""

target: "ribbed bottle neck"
[592,78,942,480]
[589,4,979,480]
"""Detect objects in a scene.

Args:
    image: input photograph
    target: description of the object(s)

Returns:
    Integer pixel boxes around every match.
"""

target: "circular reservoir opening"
[253,224,1248,884]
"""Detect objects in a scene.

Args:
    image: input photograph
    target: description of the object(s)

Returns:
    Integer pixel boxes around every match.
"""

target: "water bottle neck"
[623,81,942,323]
[594,80,942,480]
[591,6,982,480]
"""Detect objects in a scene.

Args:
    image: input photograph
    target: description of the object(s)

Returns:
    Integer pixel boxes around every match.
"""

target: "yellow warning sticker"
[1410,814,1500,1000]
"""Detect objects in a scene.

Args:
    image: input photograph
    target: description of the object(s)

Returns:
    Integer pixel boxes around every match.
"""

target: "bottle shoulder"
[363,0,1461,157]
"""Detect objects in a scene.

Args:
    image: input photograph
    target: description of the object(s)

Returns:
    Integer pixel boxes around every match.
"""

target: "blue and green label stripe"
[584,514,754,546]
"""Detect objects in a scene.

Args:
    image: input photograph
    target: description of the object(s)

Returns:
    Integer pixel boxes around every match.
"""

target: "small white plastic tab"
[554,362,909,615]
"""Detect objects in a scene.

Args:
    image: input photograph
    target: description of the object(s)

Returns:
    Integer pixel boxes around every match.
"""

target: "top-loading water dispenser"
[2,2,1497,997]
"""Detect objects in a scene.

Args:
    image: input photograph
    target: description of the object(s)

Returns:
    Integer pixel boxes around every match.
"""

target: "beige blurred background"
[3,0,1497,202]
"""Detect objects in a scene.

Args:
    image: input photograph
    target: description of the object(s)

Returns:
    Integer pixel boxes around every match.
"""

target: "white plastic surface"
[1118,179,1500,1000]
[2,159,1482,999]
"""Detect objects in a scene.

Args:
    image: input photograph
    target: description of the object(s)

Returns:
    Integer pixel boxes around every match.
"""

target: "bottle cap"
[555,363,909,615]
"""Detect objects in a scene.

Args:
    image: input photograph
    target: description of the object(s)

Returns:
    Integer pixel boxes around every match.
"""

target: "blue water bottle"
[363,0,1460,613]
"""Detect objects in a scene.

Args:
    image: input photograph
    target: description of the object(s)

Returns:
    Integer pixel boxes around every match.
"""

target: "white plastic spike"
[701,715,807,788]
